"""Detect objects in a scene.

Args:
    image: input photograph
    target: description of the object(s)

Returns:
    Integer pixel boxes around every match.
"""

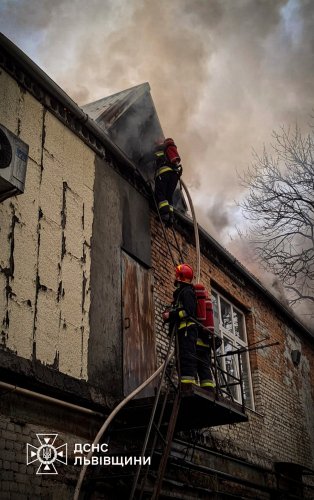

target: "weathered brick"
[9,481,18,492]
[3,450,15,462]
[5,440,14,450]
[18,482,28,493]
[2,470,13,481]
[11,462,19,473]
[11,493,28,500]
[2,429,17,441]
[14,472,27,484]
[0,419,7,430]
[26,465,36,475]
[18,464,26,474]
[13,442,22,452]
[0,491,10,500]
[1,480,10,491]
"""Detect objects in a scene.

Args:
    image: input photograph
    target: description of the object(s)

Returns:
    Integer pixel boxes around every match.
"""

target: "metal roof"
[82,83,150,130]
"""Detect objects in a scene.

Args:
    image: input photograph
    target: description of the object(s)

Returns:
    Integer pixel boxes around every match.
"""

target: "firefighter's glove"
[162,310,170,324]
[162,306,175,324]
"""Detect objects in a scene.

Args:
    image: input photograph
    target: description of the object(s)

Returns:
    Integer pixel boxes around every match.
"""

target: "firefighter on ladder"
[163,263,215,392]
[154,137,182,227]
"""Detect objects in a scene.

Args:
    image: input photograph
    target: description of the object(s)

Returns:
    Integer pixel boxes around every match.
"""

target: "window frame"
[212,289,255,410]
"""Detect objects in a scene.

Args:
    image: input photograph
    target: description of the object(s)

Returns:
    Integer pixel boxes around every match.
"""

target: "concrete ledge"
[0,347,114,412]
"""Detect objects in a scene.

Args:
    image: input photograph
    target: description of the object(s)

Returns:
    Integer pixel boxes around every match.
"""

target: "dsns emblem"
[26,434,67,474]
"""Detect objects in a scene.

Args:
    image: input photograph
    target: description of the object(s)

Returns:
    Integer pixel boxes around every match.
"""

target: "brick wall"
[150,213,314,471]
[0,412,80,500]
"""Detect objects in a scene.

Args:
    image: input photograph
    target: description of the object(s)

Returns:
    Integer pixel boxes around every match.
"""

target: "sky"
[0,0,313,311]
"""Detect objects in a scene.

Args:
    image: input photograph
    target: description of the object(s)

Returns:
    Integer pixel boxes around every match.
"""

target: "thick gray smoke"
[1,0,313,320]
[1,0,313,218]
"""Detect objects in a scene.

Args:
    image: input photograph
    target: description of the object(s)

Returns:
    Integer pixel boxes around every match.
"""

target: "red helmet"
[164,137,175,145]
[175,263,193,283]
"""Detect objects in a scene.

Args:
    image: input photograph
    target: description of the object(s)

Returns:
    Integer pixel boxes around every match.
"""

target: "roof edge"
[82,82,151,124]
[0,32,144,185]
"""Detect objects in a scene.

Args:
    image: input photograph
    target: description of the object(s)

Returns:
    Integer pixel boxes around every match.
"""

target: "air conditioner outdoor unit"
[0,124,29,202]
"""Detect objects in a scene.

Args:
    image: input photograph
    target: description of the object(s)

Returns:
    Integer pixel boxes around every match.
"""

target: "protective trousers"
[196,345,215,389]
[177,325,198,385]
[154,169,179,221]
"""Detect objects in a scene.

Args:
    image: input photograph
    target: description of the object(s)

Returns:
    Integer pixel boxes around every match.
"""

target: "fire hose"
[180,179,200,283]
[73,349,174,500]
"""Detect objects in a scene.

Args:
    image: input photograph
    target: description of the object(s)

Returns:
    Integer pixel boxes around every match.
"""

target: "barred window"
[212,290,254,409]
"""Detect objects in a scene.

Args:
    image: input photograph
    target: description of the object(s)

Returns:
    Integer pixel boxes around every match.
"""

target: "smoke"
[1,1,313,215]
[228,234,314,328]
[228,236,289,301]
[1,0,314,318]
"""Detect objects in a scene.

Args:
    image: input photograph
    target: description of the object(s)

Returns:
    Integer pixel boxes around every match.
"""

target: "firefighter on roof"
[154,137,182,226]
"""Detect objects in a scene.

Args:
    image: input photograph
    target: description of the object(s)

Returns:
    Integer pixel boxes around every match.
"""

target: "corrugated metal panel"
[121,251,156,398]
[82,83,150,128]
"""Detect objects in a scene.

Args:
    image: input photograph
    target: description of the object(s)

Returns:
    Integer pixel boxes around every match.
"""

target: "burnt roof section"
[82,83,151,130]
[0,32,312,343]
[82,82,165,185]
[83,84,187,212]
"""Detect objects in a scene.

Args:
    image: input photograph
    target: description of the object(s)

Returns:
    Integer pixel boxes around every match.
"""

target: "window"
[212,290,254,409]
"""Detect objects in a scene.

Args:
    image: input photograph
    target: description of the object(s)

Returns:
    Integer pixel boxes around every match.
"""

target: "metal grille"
[0,128,12,168]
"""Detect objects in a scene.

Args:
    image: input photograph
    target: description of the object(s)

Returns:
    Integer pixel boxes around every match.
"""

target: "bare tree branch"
[239,124,314,319]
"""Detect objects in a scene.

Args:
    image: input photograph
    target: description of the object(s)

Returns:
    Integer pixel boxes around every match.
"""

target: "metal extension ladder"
[129,325,183,500]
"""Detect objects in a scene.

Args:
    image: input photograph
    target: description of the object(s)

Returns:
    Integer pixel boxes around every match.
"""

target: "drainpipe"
[0,380,104,418]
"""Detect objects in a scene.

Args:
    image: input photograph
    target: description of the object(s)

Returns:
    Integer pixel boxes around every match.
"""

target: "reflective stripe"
[158,200,169,209]
[157,166,173,176]
[178,320,195,330]
[197,339,210,347]
[181,377,196,384]
[169,206,174,212]
[177,301,187,320]
[200,380,215,388]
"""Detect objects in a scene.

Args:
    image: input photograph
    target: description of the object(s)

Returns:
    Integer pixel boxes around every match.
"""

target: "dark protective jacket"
[170,283,197,332]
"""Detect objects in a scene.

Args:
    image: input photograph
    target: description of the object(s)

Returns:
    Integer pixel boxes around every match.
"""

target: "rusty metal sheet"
[121,251,156,398]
